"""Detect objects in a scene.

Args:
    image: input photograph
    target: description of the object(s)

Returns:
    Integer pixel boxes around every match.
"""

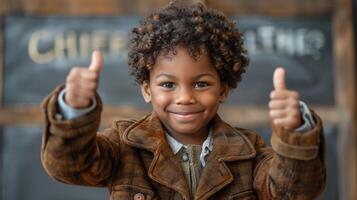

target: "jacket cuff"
[57,89,97,120]
[41,84,102,139]
[270,110,323,160]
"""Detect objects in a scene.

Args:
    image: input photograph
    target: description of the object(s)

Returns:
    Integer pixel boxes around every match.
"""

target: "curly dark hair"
[128,0,249,88]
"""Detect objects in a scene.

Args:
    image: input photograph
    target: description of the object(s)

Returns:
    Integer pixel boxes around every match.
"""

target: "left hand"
[269,67,302,130]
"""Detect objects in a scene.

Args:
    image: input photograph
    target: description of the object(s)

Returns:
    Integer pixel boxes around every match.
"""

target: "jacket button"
[181,152,189,162]
[55,113,63,120]
[134,193,145,200]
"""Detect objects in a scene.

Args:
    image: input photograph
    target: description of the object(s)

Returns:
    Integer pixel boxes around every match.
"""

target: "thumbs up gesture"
[65,51,103,109]
[269,67,302,130]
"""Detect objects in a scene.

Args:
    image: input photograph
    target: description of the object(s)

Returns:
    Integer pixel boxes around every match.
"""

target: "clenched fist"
[269,67,302,130]
[65,51,103,109]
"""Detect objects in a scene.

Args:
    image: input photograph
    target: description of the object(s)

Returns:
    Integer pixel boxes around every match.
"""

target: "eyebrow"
[155,73,215,79]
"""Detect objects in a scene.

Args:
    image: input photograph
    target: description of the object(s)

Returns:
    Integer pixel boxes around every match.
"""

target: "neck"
[165,125,210,145]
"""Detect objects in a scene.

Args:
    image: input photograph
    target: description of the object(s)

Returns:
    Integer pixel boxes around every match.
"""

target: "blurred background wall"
[0,0,356,199]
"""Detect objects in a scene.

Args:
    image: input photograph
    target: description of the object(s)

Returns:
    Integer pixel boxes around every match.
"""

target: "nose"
[175,87,196,105]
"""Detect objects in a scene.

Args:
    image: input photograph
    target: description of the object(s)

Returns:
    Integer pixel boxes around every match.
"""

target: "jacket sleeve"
[40,84,123,187]
[253,110,326,199]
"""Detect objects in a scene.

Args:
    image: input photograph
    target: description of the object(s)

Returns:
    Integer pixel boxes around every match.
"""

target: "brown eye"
[193,81,208,88]
[160,82,175,89]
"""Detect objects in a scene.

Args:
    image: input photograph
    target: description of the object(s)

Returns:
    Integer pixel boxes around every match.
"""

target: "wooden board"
[333,0,357,199]
[0,0,355,199]
[0,105,339,127]
[0,0,334,16]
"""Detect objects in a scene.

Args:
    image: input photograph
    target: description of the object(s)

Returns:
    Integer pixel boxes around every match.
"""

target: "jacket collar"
[122,113,256,199]
[122,113,164,152]
[123,113,256,159]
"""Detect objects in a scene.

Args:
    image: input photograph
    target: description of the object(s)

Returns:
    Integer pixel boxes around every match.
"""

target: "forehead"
[151,46,217,78]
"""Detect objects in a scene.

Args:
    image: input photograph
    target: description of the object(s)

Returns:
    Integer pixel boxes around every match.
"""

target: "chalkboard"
[3,15,334,106]
[229,16,334,106]
[4,16,144,106]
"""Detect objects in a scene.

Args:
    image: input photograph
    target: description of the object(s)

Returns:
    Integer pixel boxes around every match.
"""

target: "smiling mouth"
[167,110,204,121]
[168,110,204,115]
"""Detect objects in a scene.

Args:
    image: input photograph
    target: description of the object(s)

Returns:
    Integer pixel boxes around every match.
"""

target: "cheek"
[198,91,221,106]
[151,92,172,106]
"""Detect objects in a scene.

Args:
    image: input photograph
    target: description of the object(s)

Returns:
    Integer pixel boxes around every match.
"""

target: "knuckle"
[68,68,83,81]
[286,115,295,123]
[66,74,75,82]
[66,76,72,83]
[288,110,296,117]
[291,100,299,108]
[273,119,281,126]
[285,106,294,114]
[292,108,299,114]
[293,110,301,119]
[65,87,73,95]
[270,91,276,98]
[291,91,299,99]
[287,98,296,107]
[269,110,275,117]
[280,111,286,117]
[71,67,82,75]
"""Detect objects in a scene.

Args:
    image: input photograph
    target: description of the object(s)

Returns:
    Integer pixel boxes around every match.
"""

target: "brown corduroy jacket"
[41,86,326,200]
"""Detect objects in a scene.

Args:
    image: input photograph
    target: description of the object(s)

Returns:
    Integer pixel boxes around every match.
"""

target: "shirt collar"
[165,129,213,155]
[165,132,184,155]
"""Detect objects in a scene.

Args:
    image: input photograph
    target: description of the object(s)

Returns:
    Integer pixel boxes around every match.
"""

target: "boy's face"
[140,46,229,144]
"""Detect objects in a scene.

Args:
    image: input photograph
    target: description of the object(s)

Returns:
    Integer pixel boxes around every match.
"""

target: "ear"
[140,81,152,103]
[219,83,229,103]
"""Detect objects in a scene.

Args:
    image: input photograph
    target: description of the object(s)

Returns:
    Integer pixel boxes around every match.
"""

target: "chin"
[172,125,206,135]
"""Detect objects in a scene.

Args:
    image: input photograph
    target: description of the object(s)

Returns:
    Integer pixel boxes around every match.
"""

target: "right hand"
[269,67,302,131]
[65,51,103,109]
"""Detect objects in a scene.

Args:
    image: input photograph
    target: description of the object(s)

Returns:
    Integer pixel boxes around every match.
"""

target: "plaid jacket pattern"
[41,85,326,200]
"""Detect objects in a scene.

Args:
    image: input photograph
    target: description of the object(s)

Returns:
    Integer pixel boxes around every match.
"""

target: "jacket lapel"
[195,115,256,200]
[122,113,190,200]
[122,114,257,200]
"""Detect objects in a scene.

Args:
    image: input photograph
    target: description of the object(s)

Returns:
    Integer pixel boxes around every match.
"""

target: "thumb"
[89,51,103,73]
[273,67,286,90]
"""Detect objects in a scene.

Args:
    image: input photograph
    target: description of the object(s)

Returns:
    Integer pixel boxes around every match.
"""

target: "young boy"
[41,1,325,199]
